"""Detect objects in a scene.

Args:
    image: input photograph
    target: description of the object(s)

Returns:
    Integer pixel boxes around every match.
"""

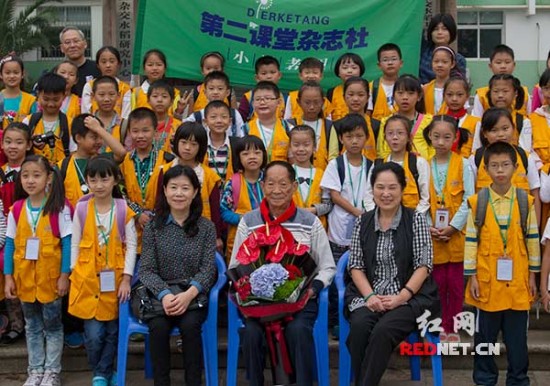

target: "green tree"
[0,0,62,56]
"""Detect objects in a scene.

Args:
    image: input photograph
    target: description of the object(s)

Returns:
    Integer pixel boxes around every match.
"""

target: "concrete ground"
[1,369,550,386]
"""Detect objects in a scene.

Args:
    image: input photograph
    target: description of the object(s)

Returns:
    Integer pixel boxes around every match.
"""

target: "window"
[40,6,92,60]
[457,11,503,59]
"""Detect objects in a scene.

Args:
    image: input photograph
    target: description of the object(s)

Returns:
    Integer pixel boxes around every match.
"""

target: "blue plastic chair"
[226,286,330,386]
[336,251,443,386]
[117,252,227,386]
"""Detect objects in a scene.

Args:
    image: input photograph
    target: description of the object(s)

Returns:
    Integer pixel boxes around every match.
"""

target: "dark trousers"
[147,308,208,386]
[347,305,417,386]
[329,242,349,327]
[473,308,529,386]
[62,295,83,334]
[240,299,318,386]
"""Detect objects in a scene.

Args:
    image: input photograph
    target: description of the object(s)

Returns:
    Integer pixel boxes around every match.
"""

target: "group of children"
[0,37,549,385]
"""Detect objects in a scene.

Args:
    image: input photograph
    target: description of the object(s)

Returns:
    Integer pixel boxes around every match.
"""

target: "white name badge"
[25,238,40,260]
[497,257,513,281]
[99,270,116,292]
[435,208,450,229]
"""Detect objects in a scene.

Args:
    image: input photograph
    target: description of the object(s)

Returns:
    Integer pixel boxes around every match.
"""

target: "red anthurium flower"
[235,276,252,300]
[236,238,261,265]
[290,241,310,256]
[265,238,289,263]
[285,264,302,280]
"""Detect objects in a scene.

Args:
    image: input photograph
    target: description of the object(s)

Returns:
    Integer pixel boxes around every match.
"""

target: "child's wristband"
[404,285,415,297]
[363,292,376,303]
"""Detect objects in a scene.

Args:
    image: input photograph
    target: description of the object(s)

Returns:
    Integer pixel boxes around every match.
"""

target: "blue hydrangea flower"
[249,263,289,299]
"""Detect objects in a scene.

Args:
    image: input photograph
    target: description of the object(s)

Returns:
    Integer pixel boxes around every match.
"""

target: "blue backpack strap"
[230,108,237,137]
[193,111,203,124]
[336,155,345,186]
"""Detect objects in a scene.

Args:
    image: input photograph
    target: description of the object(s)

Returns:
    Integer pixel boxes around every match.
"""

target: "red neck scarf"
[260,198,296,226]
[447,108,467,120]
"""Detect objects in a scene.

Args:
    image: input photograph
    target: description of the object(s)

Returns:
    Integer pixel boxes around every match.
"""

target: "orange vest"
[87,78,131,116]
[476,85,530,116]
[369,79,396,121]
[131,84,180,116]
[292,167,327,228]
[287,90,332,119]
[531,112,550,167]
[456,114,480,158]
[429,153,466,264]
[423,80,447,115]
[192,83,231,111]
[381,152,420,210]
[29,114,73,165]
[58,155,86,208]
[12,204,62,303]
[1,92,36,129]
[225,173,254,261]
[377,113,434,160]
[289,117,329,170]
[247,119,289,162]
[68,198,135,320]
[475,148,530,192]
[465,190,535,311]
[328,84,348,121]
[62,94,81,121]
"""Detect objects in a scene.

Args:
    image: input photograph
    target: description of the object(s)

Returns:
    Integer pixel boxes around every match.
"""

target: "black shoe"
[0,330,24,345]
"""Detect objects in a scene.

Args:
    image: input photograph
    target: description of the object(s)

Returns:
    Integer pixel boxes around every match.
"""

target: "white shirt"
[6,204,72,239]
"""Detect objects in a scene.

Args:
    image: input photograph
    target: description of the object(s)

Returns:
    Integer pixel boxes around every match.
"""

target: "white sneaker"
[39,372,61,386]
[22,373,43,386]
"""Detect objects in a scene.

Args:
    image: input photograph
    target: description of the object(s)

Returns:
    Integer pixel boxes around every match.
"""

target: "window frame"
[457,10,504,60]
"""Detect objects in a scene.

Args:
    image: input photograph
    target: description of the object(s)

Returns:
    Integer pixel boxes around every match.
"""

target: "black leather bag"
[131,280,208,322]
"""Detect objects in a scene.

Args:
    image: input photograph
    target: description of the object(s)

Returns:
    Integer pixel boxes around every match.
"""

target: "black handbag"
[131,279,208,322]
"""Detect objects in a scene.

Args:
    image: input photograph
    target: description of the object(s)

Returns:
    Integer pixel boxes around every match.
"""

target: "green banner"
[134,0,426,91]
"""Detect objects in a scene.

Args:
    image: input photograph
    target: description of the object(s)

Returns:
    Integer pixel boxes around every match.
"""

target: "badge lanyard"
[136,155,153,205]
[488,189,515,255]
[27,197,46,236]
[432,156,449,207]
[294,165,313,205]
[94,199,115,267]
[258,121,275,162]
[73,158,89,194]
[208,145,229,181]
[346,154,364,208]
[154,116,171,150]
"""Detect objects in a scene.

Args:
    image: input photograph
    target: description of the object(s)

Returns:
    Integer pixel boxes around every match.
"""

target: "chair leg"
[226,300,242,386]
[407,331,421,381]
[315,288,330,386]
[426,333,443,386]
[338,320,352,386]
[116,330,130,386]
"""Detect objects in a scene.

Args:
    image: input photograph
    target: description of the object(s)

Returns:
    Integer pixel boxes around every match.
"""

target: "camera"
[32,131,56,148]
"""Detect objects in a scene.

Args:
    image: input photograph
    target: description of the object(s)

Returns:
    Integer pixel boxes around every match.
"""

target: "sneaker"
[64,332,84,349]
[92,376,108,386]
[39,372,60,386]
[108,372,117,386]
[23,373,43,386]
[1,330,24,345]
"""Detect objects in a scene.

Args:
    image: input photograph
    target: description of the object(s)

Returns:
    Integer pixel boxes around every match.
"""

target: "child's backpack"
[336,155,373,186]
[374,153,420,197]
[12,198,73,238]
[75,194,127,242]
[28,112,71,157]
[193,109,239,137]
[473,187,529,240]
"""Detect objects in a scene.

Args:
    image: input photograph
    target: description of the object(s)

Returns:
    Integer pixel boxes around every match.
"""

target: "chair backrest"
[335,251,350,294]
[210,252,228,303]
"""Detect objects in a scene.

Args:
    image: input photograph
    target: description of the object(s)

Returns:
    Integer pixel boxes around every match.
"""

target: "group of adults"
[55,13,457,386]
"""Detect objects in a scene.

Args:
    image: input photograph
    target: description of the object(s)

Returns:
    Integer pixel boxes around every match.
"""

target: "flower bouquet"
[226,216,318,381]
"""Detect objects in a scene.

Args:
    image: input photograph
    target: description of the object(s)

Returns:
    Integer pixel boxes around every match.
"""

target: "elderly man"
[59,26,100,96]
[229,160,336,386]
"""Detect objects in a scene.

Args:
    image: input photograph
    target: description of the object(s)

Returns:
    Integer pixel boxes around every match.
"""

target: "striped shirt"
[207,139,230,182]
[464,187,540,275]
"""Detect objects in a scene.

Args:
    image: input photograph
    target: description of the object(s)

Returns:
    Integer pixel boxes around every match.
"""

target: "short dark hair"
[36,72,66,94]
[335,113,369,137]
[299,57,324,73]
[377,43,402,61]
[172,122,208,163]
[147,80,174,100]
[490,44,515,61]
[483,141,517,166]
[85,155,123,198]
[370,162,407,191]
[128,107,158,129]
[233,135,268,172]
[200,51,225,70]
[252,81,280,99]
[334,53,365,77]
[204,100,231,116]
[427,13,457,44]
[204,70,230,89]
[95,46,121,64]
[343,77,370,96]
[255,55,280,73]
[264,161,296,182]
[92,75,119,93]
[487,74,525,110]
[71,113,103,142]
[540,68,550,88]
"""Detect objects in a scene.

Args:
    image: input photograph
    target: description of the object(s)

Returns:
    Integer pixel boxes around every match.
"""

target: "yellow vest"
[87,79,131,116]
[369,79,396,121]
[475,148,530,192]
[199,164,221,221]
[156,116,181,153]
[377,113,434,160]
[423,80,447,115]
[192,83,231,111]
[12,204,62,303]
[247,119,289,162]
[29,114,73,165]
[289,117,329,170]
[429,153,466,264]
[328,84,348,121]
[456,114,480,158]
[476,85,530,116]
[63,94,81,121]
[292,167,327,228]
[531,112,550,167]
[68,198,135,320]
[131,85,180,116]
[287,90,332,119]
[1,92,36,129]
[380,152,420,210]
[58,155,85,208]
[465,190,534,311]
[225,172,254,261]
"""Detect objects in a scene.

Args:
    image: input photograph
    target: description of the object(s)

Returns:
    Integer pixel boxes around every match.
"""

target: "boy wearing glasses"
[464,141,539,386]
[368,43,403,120]
[243,81,292,162]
